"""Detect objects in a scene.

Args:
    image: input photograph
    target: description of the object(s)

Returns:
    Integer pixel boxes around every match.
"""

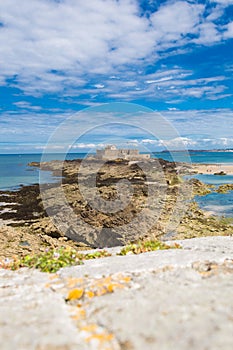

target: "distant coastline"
[161,149,233,153]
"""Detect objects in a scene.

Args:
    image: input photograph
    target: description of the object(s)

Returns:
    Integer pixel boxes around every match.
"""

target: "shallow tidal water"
[184,174,233,218]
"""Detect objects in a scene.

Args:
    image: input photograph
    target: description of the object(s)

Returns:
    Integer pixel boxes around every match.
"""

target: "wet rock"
[217,183,233,194]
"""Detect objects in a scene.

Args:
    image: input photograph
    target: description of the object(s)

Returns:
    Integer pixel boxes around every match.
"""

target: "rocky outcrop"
[188,178,215,196]
[217,183,233,193]
[0,223,81,259]
[0,158,232,256]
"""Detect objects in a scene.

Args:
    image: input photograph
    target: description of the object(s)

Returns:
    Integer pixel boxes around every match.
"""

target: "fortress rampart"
[95,145,150,160]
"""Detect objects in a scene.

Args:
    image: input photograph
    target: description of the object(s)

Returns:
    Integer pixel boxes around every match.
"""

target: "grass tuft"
[3,248,112,273]
[8,247,83,273]
[0,240,182,272]
[117,239,181,256]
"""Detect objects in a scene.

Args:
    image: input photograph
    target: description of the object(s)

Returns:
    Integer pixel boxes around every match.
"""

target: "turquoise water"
[184,174,233,185]
[154,151,233,164]
[0,152,232,218]
[156,151,233,218]
[195,192,233,217]
[0,153,86,190]
[185,174,233,218]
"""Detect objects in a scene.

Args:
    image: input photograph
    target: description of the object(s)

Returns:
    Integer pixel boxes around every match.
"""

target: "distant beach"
[193,164,233,175]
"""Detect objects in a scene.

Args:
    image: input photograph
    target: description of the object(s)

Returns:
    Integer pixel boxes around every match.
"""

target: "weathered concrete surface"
[0,236,233,350]
[59,236,233,277]
[0,269,89,350]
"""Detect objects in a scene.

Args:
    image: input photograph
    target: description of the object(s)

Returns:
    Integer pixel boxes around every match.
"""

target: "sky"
[0,0,233,153]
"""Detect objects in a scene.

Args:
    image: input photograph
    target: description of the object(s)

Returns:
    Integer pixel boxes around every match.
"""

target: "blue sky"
[0,0,233,153]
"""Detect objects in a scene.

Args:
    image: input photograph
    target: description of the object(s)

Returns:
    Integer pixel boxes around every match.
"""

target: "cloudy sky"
[0,0,233,153]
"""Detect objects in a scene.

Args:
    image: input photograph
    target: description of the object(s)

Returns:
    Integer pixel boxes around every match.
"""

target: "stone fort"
[95,145,150,160]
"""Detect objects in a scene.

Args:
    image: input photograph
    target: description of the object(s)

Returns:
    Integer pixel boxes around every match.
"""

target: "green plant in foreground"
[2,240,181,272]
[9,247,83,273]
[118,239,182,256]
[6,247,112,273]
[78,250,112,260]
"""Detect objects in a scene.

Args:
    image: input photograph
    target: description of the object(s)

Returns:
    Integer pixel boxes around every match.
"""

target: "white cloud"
[162,109,233,141]
[194,22,221,45]
[0,110,70,143]
[0,0,154,94]
[0,0,231,97]
[141,136,233,150]
[141,139,158,145]
[151,1,204,44]
[70,143,97,149]
[14,101,42,111]
[157,137,197,149]
[224,21,233,39]
[0,107,232,152]
[94,84,105,89]
[100,68,230,102]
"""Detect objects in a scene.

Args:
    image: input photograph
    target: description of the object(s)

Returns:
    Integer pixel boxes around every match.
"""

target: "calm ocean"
[0,153,86,191]
[0,151,232,217]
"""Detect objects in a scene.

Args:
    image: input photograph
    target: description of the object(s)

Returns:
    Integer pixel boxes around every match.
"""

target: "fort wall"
[95,146,150,160]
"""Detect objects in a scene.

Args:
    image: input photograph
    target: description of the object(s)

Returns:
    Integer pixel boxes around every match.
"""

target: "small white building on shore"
[95,145,150,160]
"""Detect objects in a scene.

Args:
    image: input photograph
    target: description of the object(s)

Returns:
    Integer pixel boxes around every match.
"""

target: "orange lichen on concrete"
[121,276,131,283]
[66,288,84,300]
[63,274,131,349]
[80,324,98,333]
[64,273,132,301]
[85,332,114,343]
[86,290,95,299]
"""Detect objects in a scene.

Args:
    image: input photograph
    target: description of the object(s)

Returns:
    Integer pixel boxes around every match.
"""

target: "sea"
[0,151,232,218]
